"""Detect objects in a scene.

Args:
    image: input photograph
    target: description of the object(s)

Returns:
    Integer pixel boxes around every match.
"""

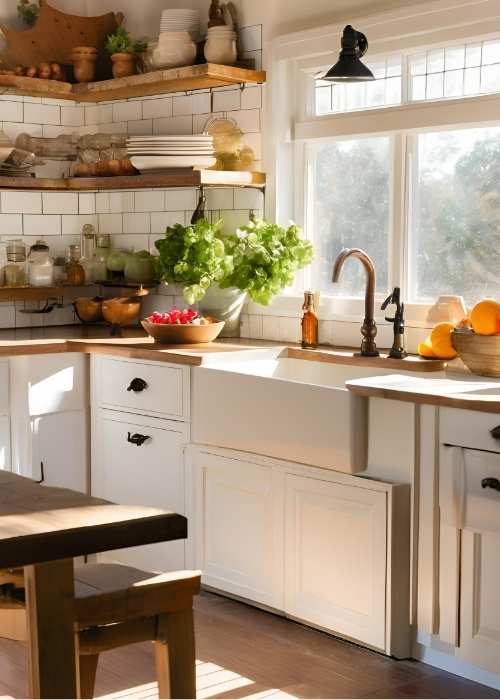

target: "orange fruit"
[418,337,437,359]
[470,299,500,336]
[430,322,458,360]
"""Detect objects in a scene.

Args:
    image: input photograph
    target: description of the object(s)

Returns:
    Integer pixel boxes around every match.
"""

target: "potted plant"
[105,27,147,78]
[154,218,233,304]
[154,217,313,337]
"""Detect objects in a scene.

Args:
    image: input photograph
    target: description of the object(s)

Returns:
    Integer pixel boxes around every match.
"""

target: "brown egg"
[14,65,25,76]
[26,65,38,78]
[50,63,65,81]
[38,63,51,79]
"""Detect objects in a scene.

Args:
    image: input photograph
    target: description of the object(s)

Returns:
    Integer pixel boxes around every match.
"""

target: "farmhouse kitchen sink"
[192,348,420,473]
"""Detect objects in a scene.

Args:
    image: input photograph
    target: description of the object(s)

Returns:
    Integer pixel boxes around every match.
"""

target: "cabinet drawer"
[97,357,189,421]
[93,410,188,572]
[440,408,500,454]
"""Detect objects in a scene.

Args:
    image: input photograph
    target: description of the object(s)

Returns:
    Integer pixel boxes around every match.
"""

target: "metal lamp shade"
[321,25,375,83]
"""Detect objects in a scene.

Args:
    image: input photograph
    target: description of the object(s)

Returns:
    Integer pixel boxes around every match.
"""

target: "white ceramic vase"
[153,31,197,69]
[198,284,246,337]
[204,29,237,65]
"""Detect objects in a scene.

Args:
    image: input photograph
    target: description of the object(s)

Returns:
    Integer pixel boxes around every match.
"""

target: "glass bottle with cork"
[301,291,318,349]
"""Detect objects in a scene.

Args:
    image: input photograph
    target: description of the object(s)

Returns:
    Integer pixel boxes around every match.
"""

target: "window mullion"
[390,132,405,294]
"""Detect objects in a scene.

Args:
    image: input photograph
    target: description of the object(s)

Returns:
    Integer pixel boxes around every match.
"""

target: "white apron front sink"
[192,349,412,473]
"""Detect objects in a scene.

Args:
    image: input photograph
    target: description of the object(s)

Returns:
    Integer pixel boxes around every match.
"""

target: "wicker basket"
[452,330,500,378]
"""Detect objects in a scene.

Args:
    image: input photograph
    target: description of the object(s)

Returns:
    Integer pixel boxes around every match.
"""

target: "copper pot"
[74,296,103,323]
[102,296,142,332]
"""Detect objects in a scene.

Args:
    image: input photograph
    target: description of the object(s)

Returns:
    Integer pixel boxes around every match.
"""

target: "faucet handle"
[381,287,404,323]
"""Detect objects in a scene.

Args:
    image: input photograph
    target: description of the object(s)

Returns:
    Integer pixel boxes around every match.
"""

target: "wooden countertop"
[346,374,500,414]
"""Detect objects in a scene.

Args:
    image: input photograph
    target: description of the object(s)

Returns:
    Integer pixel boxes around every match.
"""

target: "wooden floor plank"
[0,591,497,699]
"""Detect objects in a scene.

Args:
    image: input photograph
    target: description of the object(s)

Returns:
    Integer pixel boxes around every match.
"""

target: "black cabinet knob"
[127,377,148,393]
[127,432,150,447]
[491,426,500,440]
[481,477,500,492]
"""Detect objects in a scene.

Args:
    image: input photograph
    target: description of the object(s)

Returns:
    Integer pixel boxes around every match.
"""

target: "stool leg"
[78,654,99,699]
[155,609,196,699]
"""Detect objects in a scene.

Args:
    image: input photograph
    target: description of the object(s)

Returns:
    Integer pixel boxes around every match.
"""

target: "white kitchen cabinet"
[92,409,188,572]
[285,473,388,652]
[188,445,411,656]
[190,448,284,609]
[0,360,10,471]
[30,411,88,493]
[0,416,10,471]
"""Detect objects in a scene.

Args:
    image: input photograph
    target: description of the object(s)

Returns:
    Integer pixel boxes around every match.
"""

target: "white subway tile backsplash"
[79,193,96,214]
[109,191,134,213]
[127,119,153,135]
[220,209,251,234]
[0,101,23,122]
[60,106,85,127]
[96,193,110,214]
[234,188,264,210]
[2,191,42,214]
[150,211,185,233]
[0,214,23,235]
[61,214,98,236]
[206,188,234,210]
[42,124,78,138]
[243,132,262,160]
[135,190,164,212]
[142,97,173,120]
[192,92,211,114]
[85,104,113,125]
[113,101,142,123]
[23,214,61,236]
[112,233,149,252]
[192,113,214,134]
[241,86,262,110]
[98,213,123,234]
[212,89,241,112]
[98,121,127,135]
[2,122,42,140]
[164,188,197,212]
[173,95,193,116]
[123,212,150,234]
[42,192,78,215]
[228,109,260,133]
[23,102,60,125]
[153,115,193,135]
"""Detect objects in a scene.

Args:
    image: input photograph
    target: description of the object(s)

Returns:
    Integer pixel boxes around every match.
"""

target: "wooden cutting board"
[0,0,123,80]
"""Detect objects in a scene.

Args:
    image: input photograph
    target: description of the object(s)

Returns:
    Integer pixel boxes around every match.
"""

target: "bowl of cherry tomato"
[141,307,225,344]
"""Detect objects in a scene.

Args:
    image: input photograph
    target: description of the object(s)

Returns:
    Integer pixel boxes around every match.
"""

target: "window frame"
[264,0,500,325]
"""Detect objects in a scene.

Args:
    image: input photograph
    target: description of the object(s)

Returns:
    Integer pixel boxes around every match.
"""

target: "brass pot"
[73,296,104,323]
[102,296,142,332]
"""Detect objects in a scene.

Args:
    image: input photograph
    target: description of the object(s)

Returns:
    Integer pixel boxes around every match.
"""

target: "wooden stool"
[0,564,201,699]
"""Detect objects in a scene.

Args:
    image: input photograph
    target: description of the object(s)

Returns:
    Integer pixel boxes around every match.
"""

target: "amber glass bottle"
[301,291,318,349]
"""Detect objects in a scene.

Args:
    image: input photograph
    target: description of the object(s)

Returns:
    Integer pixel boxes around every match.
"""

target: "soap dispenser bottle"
[301,291,318,349]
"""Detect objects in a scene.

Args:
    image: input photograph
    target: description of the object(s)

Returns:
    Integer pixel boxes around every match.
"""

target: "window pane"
[309,137,390,297]
[314,57,402,115]
[409,38,500,102]
[410,127,500,304]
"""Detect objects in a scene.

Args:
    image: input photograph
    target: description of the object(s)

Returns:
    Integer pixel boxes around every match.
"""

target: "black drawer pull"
[481,478,500,492]
[127,432,150,447]
[127,377,148,393]
[35,461,45,484]
[491,426,500,440]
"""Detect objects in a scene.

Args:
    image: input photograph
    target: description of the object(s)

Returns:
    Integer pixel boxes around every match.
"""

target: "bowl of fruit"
[141,308,225,344]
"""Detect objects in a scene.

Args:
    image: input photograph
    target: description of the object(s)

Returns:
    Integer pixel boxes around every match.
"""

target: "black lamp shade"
[321,25,375,83]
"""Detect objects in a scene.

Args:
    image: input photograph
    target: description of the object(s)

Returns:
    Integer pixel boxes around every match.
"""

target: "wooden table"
[0,471,187,699]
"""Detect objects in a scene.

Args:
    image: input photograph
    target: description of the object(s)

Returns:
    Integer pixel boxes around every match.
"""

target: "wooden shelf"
[0,170,266,191]
[0,285,95,302]
[0,64,266,103]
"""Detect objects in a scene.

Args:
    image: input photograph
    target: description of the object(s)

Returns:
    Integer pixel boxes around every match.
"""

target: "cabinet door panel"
[31,411,87,492]
[285,473,387,650]
[94,412,186,572]
[458,530,500,673]
[0,416,10,471]
[193,451,283,609]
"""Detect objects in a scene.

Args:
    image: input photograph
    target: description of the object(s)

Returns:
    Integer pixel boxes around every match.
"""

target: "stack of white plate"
[160,9,200,40]
[127,135,215,171]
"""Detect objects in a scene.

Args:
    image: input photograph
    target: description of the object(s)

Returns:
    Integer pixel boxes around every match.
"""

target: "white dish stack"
[160,9,200,41]
[127,135,216,172]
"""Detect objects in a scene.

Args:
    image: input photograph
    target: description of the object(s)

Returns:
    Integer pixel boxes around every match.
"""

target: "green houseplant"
[105,27,147,78]
[154,217,313,336]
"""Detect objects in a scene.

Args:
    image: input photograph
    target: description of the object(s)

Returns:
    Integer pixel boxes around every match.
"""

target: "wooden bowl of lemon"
[451,299,500,378]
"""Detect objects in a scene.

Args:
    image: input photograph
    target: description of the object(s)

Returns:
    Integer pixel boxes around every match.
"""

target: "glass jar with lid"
[5,239,28,286]
[65,244,85,286]
[27,240,54,287]
[94,233,111,281]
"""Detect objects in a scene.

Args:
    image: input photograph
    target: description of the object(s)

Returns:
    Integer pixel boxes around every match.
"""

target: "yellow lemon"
[418,337,436,359]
